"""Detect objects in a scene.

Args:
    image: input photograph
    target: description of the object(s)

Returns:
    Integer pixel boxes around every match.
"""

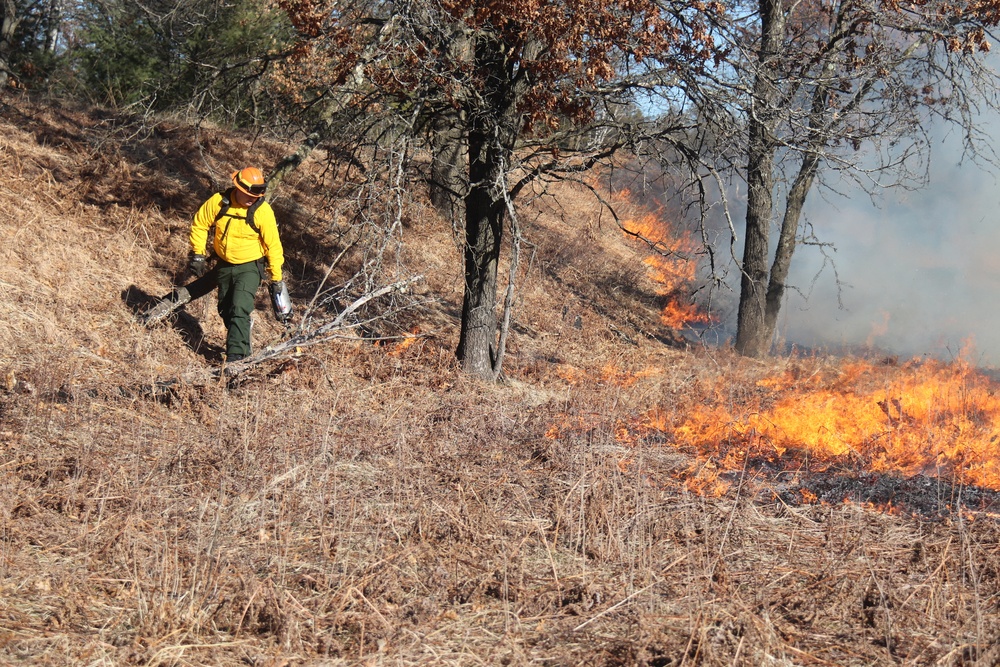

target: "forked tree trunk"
[734,0,786,357]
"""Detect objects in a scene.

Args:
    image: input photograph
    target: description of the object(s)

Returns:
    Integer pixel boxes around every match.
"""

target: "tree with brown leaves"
[274,0,722,380]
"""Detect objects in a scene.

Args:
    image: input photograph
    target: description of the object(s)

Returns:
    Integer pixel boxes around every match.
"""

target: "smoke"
[774,129,1000,367]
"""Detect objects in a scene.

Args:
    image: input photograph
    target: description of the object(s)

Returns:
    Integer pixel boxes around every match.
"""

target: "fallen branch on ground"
[180,275,425,383]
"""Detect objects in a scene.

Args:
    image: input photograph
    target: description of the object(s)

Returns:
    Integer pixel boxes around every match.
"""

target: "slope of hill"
[1,94,999,666]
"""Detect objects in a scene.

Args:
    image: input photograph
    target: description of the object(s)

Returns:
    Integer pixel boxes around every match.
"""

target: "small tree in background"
[73,0,291,121]
[1,0,63,87]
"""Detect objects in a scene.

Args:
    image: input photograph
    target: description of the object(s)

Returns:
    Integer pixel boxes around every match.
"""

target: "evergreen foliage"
[71,0,292,123]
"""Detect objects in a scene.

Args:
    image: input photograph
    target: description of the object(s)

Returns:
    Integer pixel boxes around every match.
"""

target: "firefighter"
[189,166,286,362]
[142,167,289,364]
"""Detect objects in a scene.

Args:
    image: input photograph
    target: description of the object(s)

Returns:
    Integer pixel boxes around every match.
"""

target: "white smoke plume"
[771,129,1000,367]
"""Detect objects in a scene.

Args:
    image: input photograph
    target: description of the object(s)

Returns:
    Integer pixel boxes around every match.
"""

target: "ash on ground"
[766,471,1000,518]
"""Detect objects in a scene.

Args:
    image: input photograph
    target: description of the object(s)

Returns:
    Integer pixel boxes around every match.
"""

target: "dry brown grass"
[1,93,999,666]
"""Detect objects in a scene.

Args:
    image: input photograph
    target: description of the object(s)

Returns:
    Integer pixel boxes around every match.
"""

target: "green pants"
[216,260,261,358]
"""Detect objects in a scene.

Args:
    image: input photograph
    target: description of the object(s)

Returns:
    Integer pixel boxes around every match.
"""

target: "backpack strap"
[214,188,264,241]
[245,197,263,235]
[213,189,232,226]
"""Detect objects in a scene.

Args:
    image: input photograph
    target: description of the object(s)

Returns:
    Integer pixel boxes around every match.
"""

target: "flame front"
[388,327,421,356]
[544,357,1000,497]
[671,358,1000,490]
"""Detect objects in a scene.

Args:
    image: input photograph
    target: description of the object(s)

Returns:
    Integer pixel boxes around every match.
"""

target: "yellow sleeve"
[256,203,285,282]
[189,193,224,255]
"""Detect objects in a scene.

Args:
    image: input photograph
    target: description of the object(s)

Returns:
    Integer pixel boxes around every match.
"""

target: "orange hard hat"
[232,167,266,197]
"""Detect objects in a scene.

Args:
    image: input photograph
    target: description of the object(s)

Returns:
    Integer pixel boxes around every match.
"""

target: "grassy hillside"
[1,94,999,666]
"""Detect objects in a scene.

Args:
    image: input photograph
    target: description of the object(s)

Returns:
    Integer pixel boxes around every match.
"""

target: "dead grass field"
[1,94,999,666]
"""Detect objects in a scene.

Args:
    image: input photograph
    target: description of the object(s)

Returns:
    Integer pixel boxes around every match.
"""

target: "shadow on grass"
[122,285,225,364]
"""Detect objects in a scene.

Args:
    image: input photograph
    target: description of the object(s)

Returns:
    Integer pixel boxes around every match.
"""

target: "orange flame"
[619,208,714,330]
[543,354,1000,502]
[388,327,421,356]
[671,357,1000,491]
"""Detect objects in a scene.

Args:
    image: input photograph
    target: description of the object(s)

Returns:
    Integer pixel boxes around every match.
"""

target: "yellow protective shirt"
[189,192,284,281]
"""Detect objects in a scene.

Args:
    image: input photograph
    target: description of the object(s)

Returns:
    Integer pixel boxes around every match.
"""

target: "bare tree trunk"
[429,109,466,220]
[736,135,774,357]
[455,34,524,380]
[43,0,60,53]
[734,0,785,357]
[0,0,20,88]
[763,152,820,339]
[456,124,505,377]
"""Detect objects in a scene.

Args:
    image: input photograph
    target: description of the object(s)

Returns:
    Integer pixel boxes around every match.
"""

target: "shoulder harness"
[213,188,264,236]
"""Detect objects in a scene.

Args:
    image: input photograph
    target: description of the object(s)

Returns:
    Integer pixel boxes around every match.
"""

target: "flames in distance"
[615,189,714,330]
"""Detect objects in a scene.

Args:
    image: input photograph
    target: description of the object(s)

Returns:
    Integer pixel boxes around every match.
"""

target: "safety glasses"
[237,177,267,196]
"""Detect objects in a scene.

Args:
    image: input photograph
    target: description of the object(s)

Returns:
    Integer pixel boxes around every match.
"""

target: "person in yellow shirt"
[141,167,289,363]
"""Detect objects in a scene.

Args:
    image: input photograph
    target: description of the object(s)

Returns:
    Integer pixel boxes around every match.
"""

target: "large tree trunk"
[736,123,776,357]
[455,34,523,380]
[456,125,505,377]
[429,109,467,220]
[734,0,785,357]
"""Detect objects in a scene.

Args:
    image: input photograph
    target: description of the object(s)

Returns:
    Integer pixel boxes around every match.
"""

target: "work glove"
[189,253,208,278]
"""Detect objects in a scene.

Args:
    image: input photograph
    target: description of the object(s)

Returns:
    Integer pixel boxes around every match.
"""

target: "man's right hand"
[189,254,208,278]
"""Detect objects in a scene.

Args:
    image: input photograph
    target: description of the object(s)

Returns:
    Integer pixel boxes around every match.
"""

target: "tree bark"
[456,125,505,377]
[429,108,467,219]
[0,0,20,88]
[429,26,469,220]
[455,34,523,379]
[44,0,60,53]
[734,0,785,357]
[763,152,820,340]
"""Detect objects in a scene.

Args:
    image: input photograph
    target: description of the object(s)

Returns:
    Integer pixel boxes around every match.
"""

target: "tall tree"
[693,0,1000,357]
[276,0,722,379]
